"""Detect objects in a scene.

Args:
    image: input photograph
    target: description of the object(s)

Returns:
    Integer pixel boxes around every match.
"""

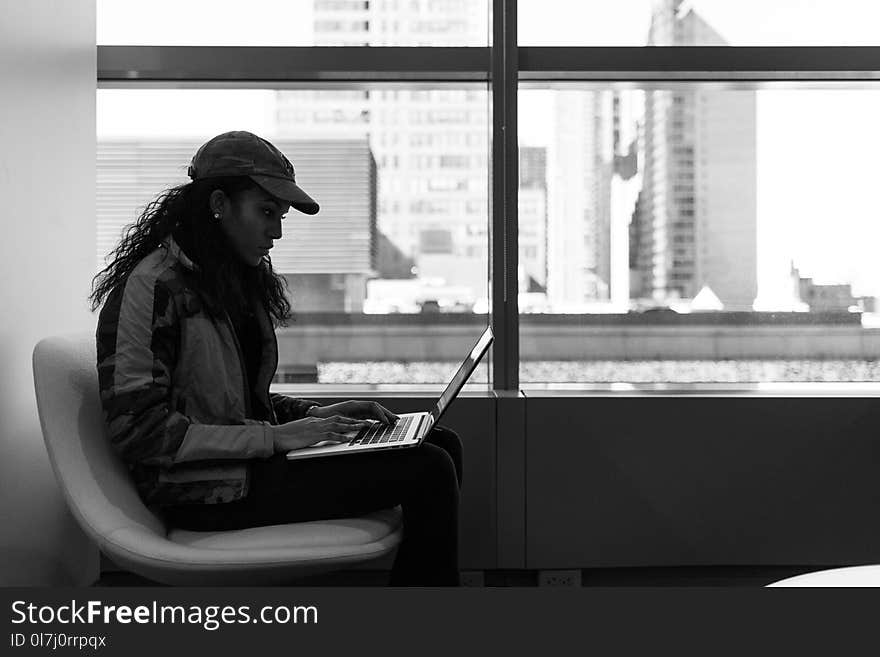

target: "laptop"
[286,325,493,460]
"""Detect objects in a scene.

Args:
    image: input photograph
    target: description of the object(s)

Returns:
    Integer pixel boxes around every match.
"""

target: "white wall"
[0,0,98,585]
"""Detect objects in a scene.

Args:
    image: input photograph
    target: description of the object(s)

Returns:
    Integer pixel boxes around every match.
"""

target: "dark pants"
[164,426,463,586]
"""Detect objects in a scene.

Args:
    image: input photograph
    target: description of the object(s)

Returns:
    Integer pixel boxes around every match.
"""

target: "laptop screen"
[429,326,494,426]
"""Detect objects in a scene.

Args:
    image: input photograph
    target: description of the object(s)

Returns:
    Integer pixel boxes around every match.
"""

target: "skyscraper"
[275,0,490,305]
[546,91,616,309]
[635,0,758,309]
[519,146,548,292]
[610,93,642,309]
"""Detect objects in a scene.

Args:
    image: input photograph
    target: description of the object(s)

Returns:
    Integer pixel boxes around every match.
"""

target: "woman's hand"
[272,415,369,452]
[308,400,399,425]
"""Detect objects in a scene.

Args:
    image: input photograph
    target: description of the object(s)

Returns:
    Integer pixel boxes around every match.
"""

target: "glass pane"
[519,0,880,46]
[97,87,490,385]
[518,86,880,383]
[98,0,489,46]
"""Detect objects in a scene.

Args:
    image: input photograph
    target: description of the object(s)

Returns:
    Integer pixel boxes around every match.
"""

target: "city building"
[634,0,758,310]
[546,91,615,309]
[97,137,377,312]
[792,263,859,313]
[518,146,548,294]
[313,0,486,47]
[542,86,641,312]
[274,0,490,309]
[609,92,642,310]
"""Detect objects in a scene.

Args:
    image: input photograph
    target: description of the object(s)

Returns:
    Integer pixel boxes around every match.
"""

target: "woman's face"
[211,186,289,267]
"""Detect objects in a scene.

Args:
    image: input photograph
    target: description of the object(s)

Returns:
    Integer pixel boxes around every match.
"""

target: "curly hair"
[89,176,292,327]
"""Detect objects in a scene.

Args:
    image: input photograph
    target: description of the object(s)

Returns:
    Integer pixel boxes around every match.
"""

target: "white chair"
[768,565,880,587]
[32,332,401,586]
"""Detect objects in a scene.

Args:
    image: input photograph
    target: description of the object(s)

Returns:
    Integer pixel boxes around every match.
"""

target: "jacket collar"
[163,235,198,271]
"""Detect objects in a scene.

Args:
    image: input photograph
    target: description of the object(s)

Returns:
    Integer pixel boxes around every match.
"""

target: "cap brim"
[250,175,320,215]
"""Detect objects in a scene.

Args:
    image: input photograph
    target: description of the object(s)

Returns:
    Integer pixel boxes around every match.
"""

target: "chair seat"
[98,506,402,584]
[169,508,402,552]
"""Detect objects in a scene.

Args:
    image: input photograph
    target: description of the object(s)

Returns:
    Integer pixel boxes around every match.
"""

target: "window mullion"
[490,0,519,392]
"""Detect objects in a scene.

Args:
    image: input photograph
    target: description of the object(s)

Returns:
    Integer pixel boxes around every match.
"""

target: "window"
[98,0,489,46]
[97,86,490,384]
[519,0,880,46]
[519,85,880,384]
[439,154,469,168]
[98,1,880,389]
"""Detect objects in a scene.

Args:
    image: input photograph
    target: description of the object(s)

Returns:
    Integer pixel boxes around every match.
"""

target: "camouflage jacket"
[96,235,315,506]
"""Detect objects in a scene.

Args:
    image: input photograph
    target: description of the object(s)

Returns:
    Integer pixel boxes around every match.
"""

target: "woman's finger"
[328,414,363,424]
[372,402,399,424]
[366,401,384,421]
[332,421,365,432]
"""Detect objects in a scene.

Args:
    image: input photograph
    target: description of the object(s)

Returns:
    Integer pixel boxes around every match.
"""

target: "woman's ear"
[208,189,229,217]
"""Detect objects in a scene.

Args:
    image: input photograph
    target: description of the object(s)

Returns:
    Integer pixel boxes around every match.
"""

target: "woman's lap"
[163,425,462,532]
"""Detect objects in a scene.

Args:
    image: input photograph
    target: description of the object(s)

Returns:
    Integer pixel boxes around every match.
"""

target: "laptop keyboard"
[349,415,414,446]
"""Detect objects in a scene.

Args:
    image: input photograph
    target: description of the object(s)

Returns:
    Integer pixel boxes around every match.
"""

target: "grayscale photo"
[2,1,880,651]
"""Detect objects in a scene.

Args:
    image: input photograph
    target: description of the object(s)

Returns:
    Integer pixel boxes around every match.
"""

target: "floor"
[95,565,824,587]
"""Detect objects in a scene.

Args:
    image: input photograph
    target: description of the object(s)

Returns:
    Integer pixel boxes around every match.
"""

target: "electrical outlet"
[460,570,485,587]
[538,569,582,587]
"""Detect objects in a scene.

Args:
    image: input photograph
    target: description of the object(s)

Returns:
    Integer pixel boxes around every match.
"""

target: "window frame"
[97,0,880,392]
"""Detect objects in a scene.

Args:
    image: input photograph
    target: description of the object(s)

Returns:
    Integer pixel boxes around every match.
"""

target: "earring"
[213,212,221,220]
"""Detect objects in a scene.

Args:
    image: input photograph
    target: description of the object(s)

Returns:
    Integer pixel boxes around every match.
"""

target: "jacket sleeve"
[97,272,274,470]
[270,393,320,424]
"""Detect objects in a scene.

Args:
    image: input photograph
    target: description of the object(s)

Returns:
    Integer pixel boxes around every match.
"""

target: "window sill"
[520,382,880,397]
[270,383,495,398]
[271,382,880,398]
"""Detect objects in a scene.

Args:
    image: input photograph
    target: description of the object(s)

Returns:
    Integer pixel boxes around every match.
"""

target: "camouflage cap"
[187,131,319,215]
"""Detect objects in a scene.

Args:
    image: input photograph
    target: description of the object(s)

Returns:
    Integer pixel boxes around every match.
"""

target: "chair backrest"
[32,333,166,550]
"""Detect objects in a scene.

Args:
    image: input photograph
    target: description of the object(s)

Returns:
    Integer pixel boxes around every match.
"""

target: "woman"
[90,131,463,586]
